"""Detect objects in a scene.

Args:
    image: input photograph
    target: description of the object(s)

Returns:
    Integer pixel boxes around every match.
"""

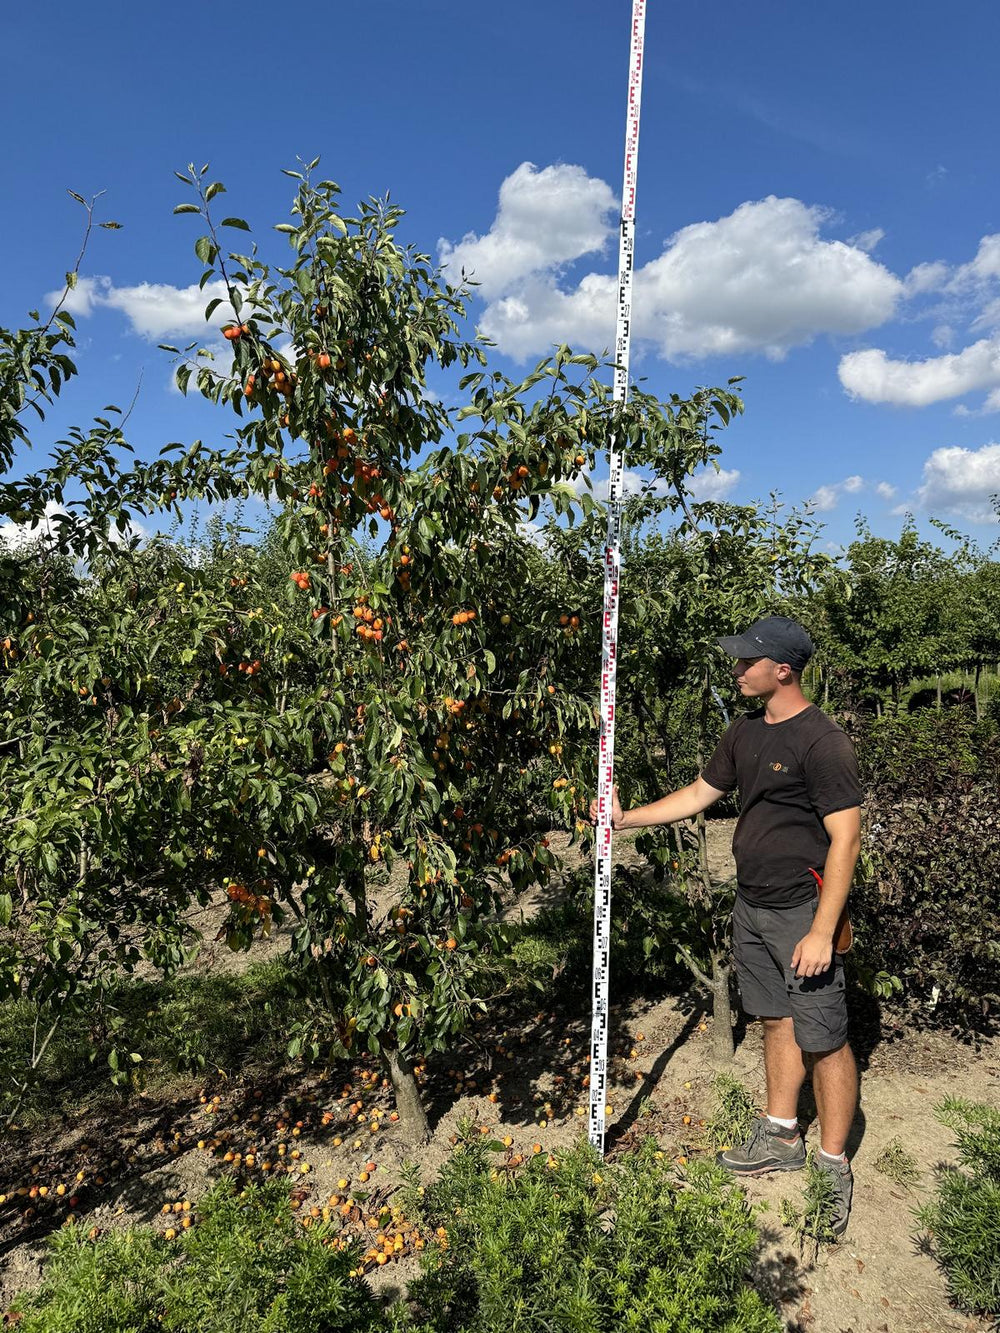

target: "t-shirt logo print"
[770,761,789,773]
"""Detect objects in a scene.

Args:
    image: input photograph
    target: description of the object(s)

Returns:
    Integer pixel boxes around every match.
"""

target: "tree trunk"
[384,1047,430,1145]
[974,662,982,721]
[710,951,734,1066]
[936,674,942,710]
[674,945,734,1067]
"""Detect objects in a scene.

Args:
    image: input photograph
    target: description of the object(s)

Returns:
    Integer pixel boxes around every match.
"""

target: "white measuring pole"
[588,0,647,1155]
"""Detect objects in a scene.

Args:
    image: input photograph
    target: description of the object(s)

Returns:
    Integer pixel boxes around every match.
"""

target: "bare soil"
[1,817,996,1333]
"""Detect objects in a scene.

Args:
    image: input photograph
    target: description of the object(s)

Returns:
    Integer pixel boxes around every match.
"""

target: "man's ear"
[775,662,794,683]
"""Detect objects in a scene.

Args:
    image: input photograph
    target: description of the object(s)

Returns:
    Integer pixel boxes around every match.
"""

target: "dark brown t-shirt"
[701,704,861,907]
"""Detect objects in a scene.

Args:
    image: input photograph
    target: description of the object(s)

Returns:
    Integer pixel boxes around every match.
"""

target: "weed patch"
[916,1098,1000,1322]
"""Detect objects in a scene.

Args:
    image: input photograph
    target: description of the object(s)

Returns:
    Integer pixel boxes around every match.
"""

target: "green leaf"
[221,217,251,231]
[205,181,226,202]
[0,894,11,928]
[194,236,214,265]
[174,203,201,215]
[65,272,78,290]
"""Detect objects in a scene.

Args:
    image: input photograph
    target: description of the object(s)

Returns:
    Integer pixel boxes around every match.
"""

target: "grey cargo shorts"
[732,892,848,1053]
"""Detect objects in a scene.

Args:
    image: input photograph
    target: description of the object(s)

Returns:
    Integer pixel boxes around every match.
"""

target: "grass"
[0,957,303,1128]
[779,1154,840,1259]
[705,1071,760,1150]
[873,1136,921,1189]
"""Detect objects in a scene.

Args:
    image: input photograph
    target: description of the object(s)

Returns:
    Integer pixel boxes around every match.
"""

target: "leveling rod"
[588,0,647,1155]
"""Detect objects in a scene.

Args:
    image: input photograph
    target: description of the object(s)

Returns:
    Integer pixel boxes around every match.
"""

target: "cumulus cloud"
[913,442,1000,522]
[581,465,740,504]
[50,275,112,318]
[0,501,67,549]
[438,162,617,301]
[839,337,1000,407]
[45,276,239,340]
[688,467,741,501]
[808,475,894,511]
[0,501,146,550]
[810,484,840,512]
[443,182,904,363]
[839,231,1000,412]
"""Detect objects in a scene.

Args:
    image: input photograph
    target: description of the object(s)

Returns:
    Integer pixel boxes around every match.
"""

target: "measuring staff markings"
[589,0,647,1155]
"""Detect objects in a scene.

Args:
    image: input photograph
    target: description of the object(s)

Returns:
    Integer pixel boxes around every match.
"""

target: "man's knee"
[761,1014,795,1031]
[805,1040,853,1068]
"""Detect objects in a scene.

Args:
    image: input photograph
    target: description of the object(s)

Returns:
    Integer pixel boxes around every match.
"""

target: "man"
[592,615,861,1235]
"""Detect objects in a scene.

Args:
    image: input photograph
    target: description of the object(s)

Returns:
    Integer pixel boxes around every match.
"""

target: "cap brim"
[717,633,760,658]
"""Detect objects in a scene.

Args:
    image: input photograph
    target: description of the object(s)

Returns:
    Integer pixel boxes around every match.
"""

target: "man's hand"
[589,784,625,830]
[791,930,833,978]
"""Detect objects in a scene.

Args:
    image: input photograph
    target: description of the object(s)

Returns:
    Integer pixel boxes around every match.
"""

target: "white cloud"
[902,261,950,296]
[0,501,145,549]
[688,467,741,501]
[458,186,903,362]
[0,501,66,549]
[849,228,885,254]
[438,162,617,300]
[949,234,1000,289]
[45,275,239,341]
[808,475,894,511]
[48,275,112,318]
[913,442,1000,522]
[581,465,739,504]
[104,280,236,340]
[840,232,1000,412]
[809,484,840,512]
[839,337,1000,407]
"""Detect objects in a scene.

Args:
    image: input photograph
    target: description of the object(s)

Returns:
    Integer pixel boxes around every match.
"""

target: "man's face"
[732,655,783,697]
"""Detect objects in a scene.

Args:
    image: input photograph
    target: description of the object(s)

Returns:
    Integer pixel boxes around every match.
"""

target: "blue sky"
[4,0,1000,549]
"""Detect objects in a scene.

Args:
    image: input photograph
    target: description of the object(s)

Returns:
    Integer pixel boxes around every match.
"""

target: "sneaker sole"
[716,1155,807,1177]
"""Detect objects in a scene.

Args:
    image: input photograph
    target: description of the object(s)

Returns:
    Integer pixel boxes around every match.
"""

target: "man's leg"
[808,1042,858,1157]
[716,1015,808,1175]
[762,1015,808,1121]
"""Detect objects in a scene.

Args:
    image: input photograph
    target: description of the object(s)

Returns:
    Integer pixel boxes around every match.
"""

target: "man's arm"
[592,777,726,830]
[791,806,862,978]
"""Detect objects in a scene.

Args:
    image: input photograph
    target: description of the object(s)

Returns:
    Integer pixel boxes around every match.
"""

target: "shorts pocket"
[782,963,844,998]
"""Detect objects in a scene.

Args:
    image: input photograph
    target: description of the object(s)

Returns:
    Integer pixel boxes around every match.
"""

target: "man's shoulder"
[797,705,851,742]
[796,706,858,764]
[731,707,766,729]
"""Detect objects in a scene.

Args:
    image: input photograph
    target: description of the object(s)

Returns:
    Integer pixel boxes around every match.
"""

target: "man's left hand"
[791,931,833,978]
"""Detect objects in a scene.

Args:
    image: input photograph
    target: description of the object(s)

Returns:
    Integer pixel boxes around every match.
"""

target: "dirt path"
[1,819,996,1332]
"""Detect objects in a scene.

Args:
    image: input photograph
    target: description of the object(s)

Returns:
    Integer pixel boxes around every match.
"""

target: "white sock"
[819,1147,848,1164]
[767,1114,799,1132]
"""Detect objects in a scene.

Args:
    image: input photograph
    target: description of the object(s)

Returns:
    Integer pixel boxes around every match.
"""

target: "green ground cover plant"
[917,1098,1000,1323]
[7,1176,382,1333]
[705,1072,759,1151]
[7,1141,783,1333]
[778,1154,839,1260]
[402,1136,781,1332]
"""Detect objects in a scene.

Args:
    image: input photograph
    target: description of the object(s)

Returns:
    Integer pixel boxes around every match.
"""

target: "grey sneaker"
[716,1115,807,1176]
[814,1153,853,1237]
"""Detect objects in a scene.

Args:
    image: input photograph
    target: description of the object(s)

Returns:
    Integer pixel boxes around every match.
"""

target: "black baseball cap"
[717,615,814,671]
